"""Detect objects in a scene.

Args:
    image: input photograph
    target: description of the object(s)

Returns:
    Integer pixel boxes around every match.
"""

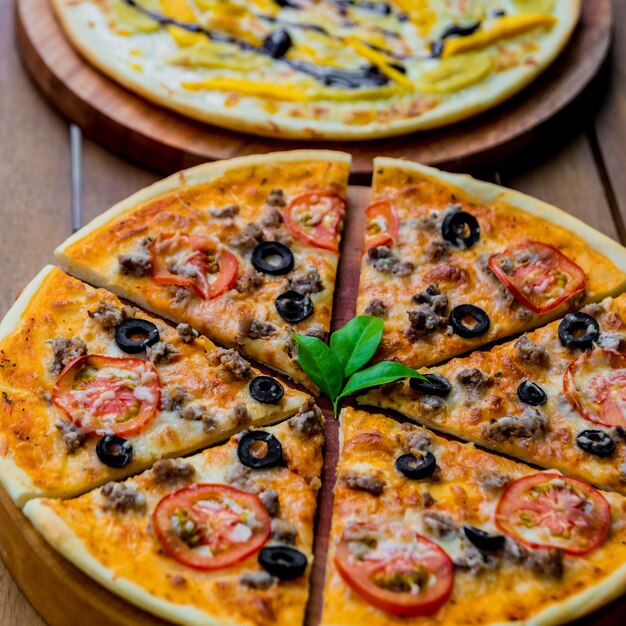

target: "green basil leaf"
[329,315,384,378]
[338,361,426,400]
[293,334,343,401]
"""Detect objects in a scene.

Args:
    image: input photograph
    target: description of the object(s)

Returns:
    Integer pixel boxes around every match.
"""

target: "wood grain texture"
[15,0,611,180]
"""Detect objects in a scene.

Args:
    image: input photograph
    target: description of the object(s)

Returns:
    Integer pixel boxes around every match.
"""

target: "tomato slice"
[488,241,586,314]
[52,355,161,436]
[334,521,453,617]
[363,200,399,252]
[495,473,610,556]
[283,192,346,251]
[153,484,271,571]
[563,348,626,427]
[150,232,238,300]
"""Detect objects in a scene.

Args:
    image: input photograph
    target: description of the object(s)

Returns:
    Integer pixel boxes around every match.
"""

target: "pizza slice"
[359,294,626,494]
[0,266,313,506]
[357,157,626,369]
[322,407,626,626]
[24,415,323,626]
[55,150,351,390]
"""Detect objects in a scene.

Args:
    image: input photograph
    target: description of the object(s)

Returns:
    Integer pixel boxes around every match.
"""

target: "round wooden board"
[15,0,611,180]
[2,186,626,626]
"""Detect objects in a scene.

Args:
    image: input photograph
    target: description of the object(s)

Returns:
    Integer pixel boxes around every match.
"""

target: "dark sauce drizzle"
[122,0,392,88]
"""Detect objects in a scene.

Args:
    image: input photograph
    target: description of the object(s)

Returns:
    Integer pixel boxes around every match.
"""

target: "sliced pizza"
[357,157,626,369]
[322,407,626,626]
[25,415,324,626]
[0,266,313,506]
[359,294,626,494]
[55,150,351,390]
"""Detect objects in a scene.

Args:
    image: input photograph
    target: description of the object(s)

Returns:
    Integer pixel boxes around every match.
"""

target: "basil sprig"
[293,315,425,415]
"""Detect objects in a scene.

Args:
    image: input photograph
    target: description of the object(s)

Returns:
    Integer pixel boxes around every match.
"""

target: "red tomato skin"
[150,233,238,300]
[495,473,610,556]
[488,241,586,314]
[363,200,399,253]
[563,349,626,428]
[52,355,161,436]
[283,192,346,251]
[334,530,454,617]
[153,484,271,571]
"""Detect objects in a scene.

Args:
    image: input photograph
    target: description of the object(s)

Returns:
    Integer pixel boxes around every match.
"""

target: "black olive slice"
[410,373,451,397]
[258,546,307,580]
[249,376,285,404]
[262,29,292,58]
[558,313,600,350]
[441,211,480,248]
[238,431,283,469]
[96,435,133,468]
[463,526,505,552]
[115,319,160,354]
[449,304,490,338]
[275,291,314,323]
[576,430,615,458]
[517,381,547,406]
[251,242,294,276]
[395,452,437,480]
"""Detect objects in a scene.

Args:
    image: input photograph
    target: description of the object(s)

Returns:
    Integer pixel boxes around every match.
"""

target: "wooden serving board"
[15,0,611,180]
[2,184,626,626]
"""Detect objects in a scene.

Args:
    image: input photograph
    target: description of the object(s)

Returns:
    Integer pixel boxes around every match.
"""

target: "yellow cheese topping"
[416,52,492,93]
[159,0,205,46]
[442,14,557,57]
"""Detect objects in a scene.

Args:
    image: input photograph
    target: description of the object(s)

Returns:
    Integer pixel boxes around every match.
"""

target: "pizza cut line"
[2,150,626,625]
[51,0,581,139]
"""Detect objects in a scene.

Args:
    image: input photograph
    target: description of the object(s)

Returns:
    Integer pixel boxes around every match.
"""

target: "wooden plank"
[0,2,70,624]
[593,0,626,241]
[504,132,619,239]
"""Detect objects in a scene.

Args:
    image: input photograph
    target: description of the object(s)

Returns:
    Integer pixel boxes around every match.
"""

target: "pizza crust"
[51,0,581,140]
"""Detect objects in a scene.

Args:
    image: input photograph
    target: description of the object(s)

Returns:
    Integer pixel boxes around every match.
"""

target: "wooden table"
[2,0,626,624]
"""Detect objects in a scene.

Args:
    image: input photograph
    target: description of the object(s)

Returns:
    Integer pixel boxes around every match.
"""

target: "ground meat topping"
[596,332,626,352]
[259,489,280,517]
[88,300,132,329]
[216,348,252,379]
[419,395,447,412]
[260,209,283,228]
[180,403,215,432]
[424,240,450,262]
[286,268,323,295]
[49,337,88,375]
[161,385,190,412]
[229,223,265,252]
[619,462,626,483]
[210,204,239,218]
[55,419,87,453]
[301,323,327,340]
[456,367,489,389]
[399,427,432,454]
[454,544,496,574]
[239,571,277,590]
[270,518,298,544]
[367,246,414,277]
[234,268,264,294]
[101,482,146,513]
[288,399,323,437]
[482,407,548,442]
[176,323,198,343]
[342,470,385,495]
[266,188,287,208]
[515,335,549,365]
[152,458,196,484]
[246,319,278,339]
[118,239,152,276]
[168,285,193,306]
[406,284,448,341]
[233,402,250,426]
[423,511,459,539]
[477,470,510,493]
[364,298,388,318]
[505,540,563,579]
[146,341,179,363]
[422,491,436,507]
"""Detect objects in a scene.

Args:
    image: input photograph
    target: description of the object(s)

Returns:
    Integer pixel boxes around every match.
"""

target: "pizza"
[322,407,626,625]
[55,150,351,390]
[52,0,579,139]
[357,157,626,369]
[0,266,313,506]
[359,293,626,494]
[25,415,323,626]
